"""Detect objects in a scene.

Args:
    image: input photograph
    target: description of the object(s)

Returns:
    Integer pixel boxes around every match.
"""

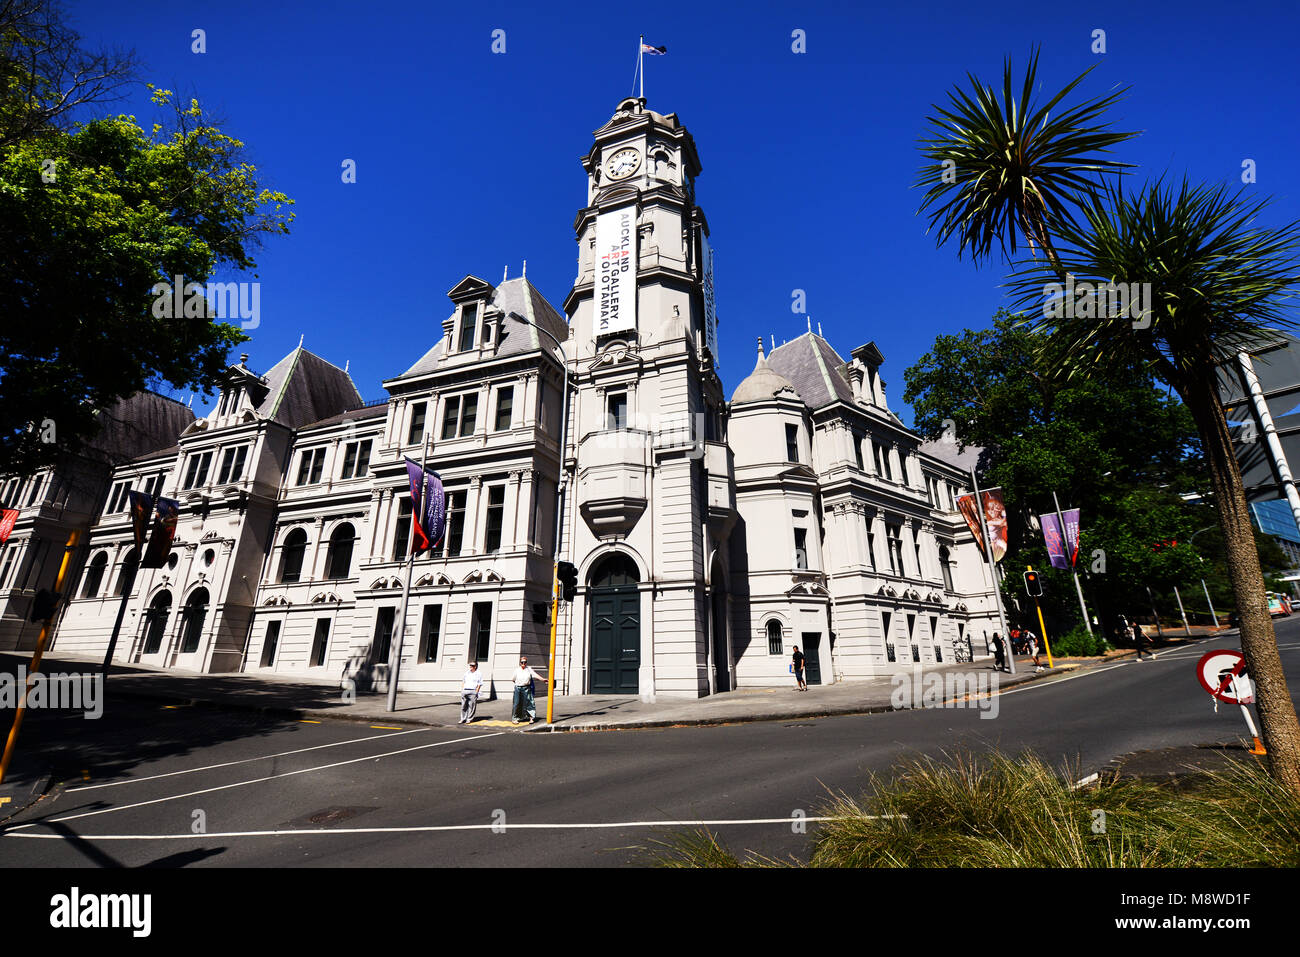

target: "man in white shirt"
[460,661,484,724]
[512,656,545,724]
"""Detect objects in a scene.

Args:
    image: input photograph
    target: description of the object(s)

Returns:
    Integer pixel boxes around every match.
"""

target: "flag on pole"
[127,490,153,550]
[140,497,180,569]
[1039,509,1081,569]
[404,458,447,554]
[641,43,667,55]
[956,488,1009,563]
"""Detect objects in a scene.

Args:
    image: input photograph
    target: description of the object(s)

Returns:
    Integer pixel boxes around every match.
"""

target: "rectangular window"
[853,431,864,471]
[494,386,514,431]
[864,514,876,569]
[419,605,442,663]
[607,392,628,430]
[459,393,478,436]
[408,402,427,445]
[183,451,213,490]
[371,608,395,665]
[25,475,44,507]
[441,396,460,440]
[484,485,505,553]
[458,303,478,352]
[260,621,280,668]
[470,601,492,662]
[0,549,17,589]
[295,449,325,486]
[786,424,800,463]
[107,481,132,513]
[793,526,808,570]
[393,498,412,561]
[444,490,466,557]
[340,439,372,479]
[217,446,247,484]
[311,619,330,667]
[886,523,902,575]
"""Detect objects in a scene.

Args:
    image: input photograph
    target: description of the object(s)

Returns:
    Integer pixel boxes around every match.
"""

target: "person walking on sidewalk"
[1132,619,1150,661]
[512,656,545,724]
[460,661,484,724]
[1026,629,1042,671]
[991,632,1006,671]
[791,646,807,691]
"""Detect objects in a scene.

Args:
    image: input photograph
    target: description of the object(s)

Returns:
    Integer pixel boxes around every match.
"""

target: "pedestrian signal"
[557,561,578,602]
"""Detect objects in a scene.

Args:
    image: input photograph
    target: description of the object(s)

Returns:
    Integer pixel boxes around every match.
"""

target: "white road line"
[2,731,508,832]
[1,815,904,841]
[68,726,435,793]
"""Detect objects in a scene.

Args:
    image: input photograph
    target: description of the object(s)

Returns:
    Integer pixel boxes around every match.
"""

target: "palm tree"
[916,54,1300,795]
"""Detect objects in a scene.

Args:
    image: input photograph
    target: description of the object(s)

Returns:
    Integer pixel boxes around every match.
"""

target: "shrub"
[1049,625,1112,657]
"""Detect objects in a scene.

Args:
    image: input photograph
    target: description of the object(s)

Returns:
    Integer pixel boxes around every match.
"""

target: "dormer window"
[458,303,479,352]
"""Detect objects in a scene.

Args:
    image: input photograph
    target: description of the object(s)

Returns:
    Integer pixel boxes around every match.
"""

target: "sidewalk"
[0,649,1116,733]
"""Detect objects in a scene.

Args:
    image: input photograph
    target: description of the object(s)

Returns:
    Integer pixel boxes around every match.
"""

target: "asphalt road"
[3,622,1298,868]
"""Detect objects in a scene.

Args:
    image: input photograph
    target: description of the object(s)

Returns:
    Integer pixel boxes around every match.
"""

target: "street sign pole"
[1201,578,1218,627]
[0,531,80,785]
[1174,585,1191,636]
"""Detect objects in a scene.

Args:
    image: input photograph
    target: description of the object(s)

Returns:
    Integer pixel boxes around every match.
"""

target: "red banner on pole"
[956,488,1009,563]
[0,508,18,546]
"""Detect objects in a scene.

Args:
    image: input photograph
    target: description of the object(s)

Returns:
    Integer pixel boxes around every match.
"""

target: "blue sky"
[69,0,1300,425]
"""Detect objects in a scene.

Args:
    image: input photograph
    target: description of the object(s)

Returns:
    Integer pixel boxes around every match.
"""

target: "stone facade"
[2,97,1001,697]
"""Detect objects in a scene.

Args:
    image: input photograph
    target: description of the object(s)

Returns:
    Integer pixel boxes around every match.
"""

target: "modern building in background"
[5,98,1001,697]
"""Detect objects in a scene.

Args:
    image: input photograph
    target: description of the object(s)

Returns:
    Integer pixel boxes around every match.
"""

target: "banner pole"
[1052,491,1092,635]
[100,561,138,678]
[387,435,431,712]
[970,470,1013,674]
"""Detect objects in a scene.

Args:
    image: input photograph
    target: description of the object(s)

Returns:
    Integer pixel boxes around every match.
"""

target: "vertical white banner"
[596,205,637,336]
[702,235,718,364]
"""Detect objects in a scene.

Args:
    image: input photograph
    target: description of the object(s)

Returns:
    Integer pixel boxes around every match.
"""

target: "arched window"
[115,547,139,596]
[589,553,639,589]
[766,620,783,656]
[325,523,355,580]
[939,545,954,592]
[279,528,307,583]
[81,552,108,598]
[141,591,172,655]
[179,588,209,654]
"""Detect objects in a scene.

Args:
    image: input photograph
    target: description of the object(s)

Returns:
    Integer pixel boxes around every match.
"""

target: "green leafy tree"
[915,51,1300,794]
[1,4,293,478]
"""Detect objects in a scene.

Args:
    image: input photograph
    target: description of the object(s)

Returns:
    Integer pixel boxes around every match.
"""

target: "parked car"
[1267,593,1292,617]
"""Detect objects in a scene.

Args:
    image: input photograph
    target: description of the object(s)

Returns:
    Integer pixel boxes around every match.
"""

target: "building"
[13,97,1000,697]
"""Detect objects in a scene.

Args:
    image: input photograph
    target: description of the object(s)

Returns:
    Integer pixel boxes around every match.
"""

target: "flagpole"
[387,434,431,712]
[639,34,644,99]
[970,469,1014,674]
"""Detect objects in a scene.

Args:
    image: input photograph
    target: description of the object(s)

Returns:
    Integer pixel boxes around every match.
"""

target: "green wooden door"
[590,587,639,693]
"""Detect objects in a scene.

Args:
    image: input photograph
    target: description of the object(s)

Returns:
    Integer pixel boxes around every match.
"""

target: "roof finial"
[818,321,823,337]
[503,265,508,283]
[807,316,812,334]
[344,359,350,373]
[298,333,304,348]
[770,334,775,352]
[757,336,765,360]
[522,260,527,277]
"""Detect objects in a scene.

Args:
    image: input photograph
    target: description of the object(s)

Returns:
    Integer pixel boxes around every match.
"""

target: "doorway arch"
[141,591,172,656]
[588,553,640,694]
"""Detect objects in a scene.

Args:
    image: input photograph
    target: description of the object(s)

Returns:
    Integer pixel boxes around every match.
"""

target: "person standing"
[512,656,545,724]
[791,645,807,691]
[460,661,484,724]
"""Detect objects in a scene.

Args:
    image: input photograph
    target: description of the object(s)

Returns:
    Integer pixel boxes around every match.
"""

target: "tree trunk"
[1182,377,1300,796]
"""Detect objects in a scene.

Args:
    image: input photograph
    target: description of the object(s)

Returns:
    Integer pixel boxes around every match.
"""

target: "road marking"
[1,814,906,841]
[1,732,508,832]
[66,726,436,793]
[299,719,321,724]
[369,726,404,731]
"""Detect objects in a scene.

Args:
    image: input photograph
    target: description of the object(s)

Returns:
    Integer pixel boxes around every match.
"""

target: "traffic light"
[556,561,578,602]
[1023,569,1042,598]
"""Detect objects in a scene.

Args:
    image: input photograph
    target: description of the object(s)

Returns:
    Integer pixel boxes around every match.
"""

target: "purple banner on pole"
[1040,508,1081,570]
[404,458,447,554]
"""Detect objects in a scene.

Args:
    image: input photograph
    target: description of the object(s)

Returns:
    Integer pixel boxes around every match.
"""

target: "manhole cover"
[443,748,492,759]
[283,806,377,828]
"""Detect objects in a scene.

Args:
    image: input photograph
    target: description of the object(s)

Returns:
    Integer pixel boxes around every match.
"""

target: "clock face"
[605,147,642,180]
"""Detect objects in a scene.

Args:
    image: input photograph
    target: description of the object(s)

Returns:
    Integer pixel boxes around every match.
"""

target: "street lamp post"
[509,313,571,726]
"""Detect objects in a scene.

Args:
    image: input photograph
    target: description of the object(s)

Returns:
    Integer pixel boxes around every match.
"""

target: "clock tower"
[558,97,736,698]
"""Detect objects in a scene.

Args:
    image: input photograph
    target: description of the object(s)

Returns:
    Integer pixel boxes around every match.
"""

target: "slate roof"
[395,277,569,380]
[255,348,363,429]
[90,392,196,464]
[766,333,856,409]
[299,404,388,432]
[918,437,983,473]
